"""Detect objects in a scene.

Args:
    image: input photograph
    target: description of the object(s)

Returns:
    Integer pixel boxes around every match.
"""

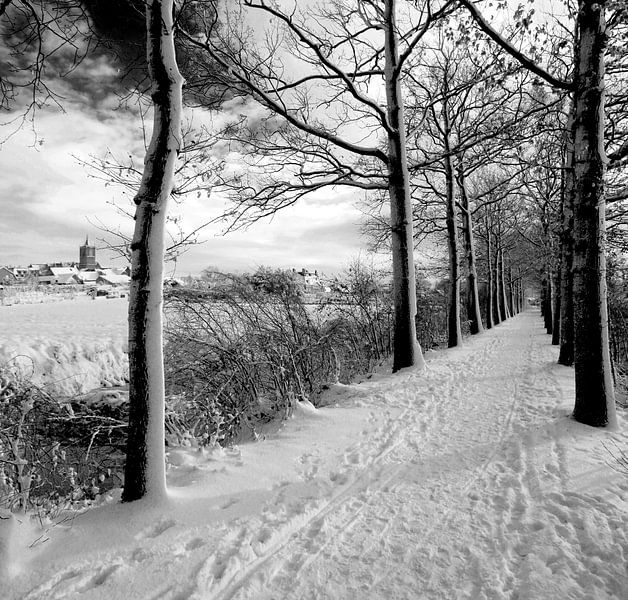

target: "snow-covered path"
[4,310,628,599]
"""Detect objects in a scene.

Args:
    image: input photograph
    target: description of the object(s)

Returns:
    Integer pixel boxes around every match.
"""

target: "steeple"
[79,235,96,270]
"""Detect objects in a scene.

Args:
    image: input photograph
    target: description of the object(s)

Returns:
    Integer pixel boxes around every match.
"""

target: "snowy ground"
[2,309,627,599]
[0,297,127,396]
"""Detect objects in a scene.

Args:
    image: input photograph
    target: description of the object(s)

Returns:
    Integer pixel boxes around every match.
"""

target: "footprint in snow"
[329,470,349,485]
[344,450,361,465]
[185,537,206,551]
[220,497,238,510]
[29,564,122,599]
[130,547,152,562]
[86,564,121,588]
[135,518,176,540]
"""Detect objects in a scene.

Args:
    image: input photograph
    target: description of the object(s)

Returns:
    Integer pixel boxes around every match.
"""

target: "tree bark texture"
[559,111,576,365]
[542,269,553,334]
[494,248,503,324]
[458,163,484,335]
[485,215,494,329]
[571,0,616,427]
[443,121,462,347]
[552,266,561,345]
[500,251,510,320]
[123,0,184,502]
[384,0,423,372]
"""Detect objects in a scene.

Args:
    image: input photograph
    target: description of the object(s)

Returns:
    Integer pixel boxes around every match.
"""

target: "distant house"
[291,268,323,289]
[76,270,99,285]
[38,266,80,285]
[96,270,130,287]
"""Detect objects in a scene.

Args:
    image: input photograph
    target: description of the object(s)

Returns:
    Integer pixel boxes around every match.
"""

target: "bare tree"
[122,0,183,502]
[405,32,550,342]
[459,0,618,427]
[179,0,457,371]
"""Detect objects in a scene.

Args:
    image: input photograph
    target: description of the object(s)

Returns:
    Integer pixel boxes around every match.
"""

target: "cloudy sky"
[0,1,372,278]
[0,96,369,277]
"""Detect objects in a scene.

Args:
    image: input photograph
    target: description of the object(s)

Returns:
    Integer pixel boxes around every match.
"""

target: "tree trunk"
[494,248,503,324]
[500,251,510,320]
[559,109,575,365]
[384,0,423,372]
[485,217,494,329]
[542,268,553,334]
[443,127,462,347]
[123,0,183,502]
[552,265,561,345]
[458,162,484,335]
[571,0,616,427]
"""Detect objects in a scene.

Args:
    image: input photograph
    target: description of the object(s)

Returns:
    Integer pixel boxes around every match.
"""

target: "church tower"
[79,235,96,270]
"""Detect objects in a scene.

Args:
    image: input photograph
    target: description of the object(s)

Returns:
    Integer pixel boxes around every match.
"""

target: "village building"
[1,237,130,289]
[37,265,80,285]
[79,236,97,270]
[292,268,323,289]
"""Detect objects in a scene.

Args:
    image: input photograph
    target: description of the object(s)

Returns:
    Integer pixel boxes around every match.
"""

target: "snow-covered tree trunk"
[458,164,484,335]
[443,128,462,347]
[559,116,575,365]
[518,270,524,312]
[551,266,561,345]
[384,0,423,372]
[485,214,494,329]
[500,251,510,320]
[123,0,184,502]
[571,0,616,427]
[506,267,515,317]
[494,248,503,324]
[513,274,521,314]
[542,268,553,334]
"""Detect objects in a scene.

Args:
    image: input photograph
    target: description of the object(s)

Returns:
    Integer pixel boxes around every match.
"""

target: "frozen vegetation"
[0,308,626,599]
[0,297,128,397]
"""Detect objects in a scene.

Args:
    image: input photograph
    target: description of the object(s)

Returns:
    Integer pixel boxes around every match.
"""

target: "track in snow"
[195,312,627,600]
[20,310,628,600]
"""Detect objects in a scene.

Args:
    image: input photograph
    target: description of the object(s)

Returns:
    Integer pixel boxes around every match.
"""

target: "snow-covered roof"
[50,266,78,277]
[78,271,99,283]
[98,271,130,286]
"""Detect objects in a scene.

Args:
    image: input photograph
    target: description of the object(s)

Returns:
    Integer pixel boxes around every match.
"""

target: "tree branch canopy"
[457,0,573,91]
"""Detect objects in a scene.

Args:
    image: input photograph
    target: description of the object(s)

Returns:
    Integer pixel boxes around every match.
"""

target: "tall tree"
[459,0,617,426]
[457,161,484,335]
[570,0,615,426]
[180,0,457,371]
[122,0,183,502]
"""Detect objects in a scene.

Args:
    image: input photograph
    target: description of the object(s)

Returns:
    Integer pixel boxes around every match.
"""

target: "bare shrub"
[164,261,453,446]
[164,269,339,445]
[322,260,393,378]
[0,368,125,514]
[416,276,449,350]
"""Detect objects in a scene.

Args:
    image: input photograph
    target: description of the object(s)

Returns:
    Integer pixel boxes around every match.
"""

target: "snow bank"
[0,297,128,396]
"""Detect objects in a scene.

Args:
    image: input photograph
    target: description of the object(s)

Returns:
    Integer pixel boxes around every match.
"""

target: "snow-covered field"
[1,309,627,599]
[0,297,128,396]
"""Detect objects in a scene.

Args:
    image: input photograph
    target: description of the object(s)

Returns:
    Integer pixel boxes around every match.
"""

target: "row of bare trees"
[2,0,627,504]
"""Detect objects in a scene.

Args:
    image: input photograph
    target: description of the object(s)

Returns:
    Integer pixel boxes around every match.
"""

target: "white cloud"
[1,102,374,275]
